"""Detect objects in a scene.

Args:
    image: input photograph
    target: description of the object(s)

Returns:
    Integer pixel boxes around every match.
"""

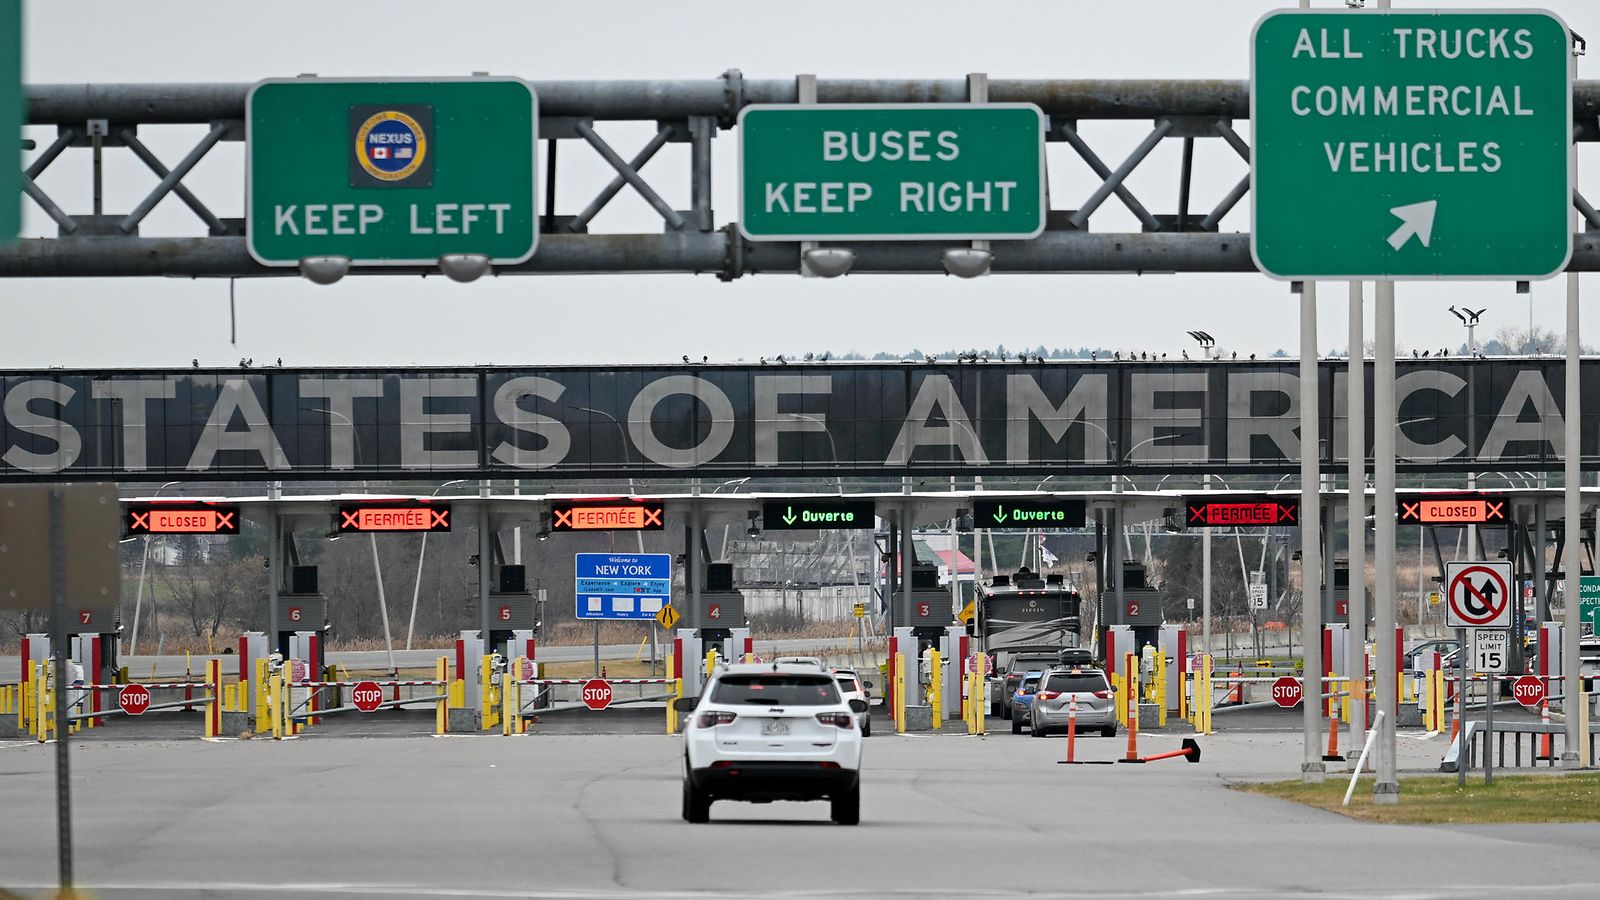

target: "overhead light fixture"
[941,247,993,278]
[298,256,351,285]
[802,247,854,278]
[438,254,492,283]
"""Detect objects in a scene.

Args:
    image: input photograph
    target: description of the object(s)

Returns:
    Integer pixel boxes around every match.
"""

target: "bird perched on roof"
[1248,353,1256,360]
[1231,351,1238,360]
[1182,350,1189,360]
[192,358,200,368]
[1090,351,1098,361]
[683,355,691,364]
[1113,351,1121,361]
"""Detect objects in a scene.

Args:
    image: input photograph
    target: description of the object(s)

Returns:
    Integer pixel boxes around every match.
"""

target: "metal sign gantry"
[7,75,1600,279]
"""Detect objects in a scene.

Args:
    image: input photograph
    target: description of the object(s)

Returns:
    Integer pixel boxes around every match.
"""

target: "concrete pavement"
[2,728,1596,898]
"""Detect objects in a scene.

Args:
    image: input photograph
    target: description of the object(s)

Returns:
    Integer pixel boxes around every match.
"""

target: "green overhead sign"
[761,500,875,531]
[1,0,19,244]
[972,499,1086,529]
[247,77,538,267]
[739,104,1046,241]
[1251,10,1571,280]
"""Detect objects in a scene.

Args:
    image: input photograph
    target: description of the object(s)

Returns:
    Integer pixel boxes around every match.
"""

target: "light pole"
[312,406,397,674]
[407,479,465,650]
[128,480,181,656]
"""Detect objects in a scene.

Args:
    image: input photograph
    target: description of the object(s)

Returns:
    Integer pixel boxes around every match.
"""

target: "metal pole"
[1456,625,1467,787]
[369,533,396,673]
[1373,278,1399,803]
[130,534,151,656]
[49,489,73,892]
[1202,473,1212,657]
[407,531,428,651]
[268,507,280,655]
[1561,39,1584,768]
[1485,671,1495,784]
[1300,279,1324,784]
[1347,280,1367,752]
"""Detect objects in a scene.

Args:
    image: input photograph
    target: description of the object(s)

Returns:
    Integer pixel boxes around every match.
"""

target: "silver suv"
[1028,667,1117,738]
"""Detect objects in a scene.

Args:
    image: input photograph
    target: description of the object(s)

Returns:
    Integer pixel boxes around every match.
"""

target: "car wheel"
[1102,725,1117,738]
[682,778,710,824]
[1030,724,1046,737]
[862,718,871,738]
[1012,718,1023,735]
[990,700,1002,718]
[831,784,860,826]
[1002,704,1012,721]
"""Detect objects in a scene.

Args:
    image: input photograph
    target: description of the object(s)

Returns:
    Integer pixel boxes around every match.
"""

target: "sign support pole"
[1300,277,1323,784]
[49,489,73,893]
[1562,44,1584,768]
[1484,670,1495,784]
[1457,625,1467,787]
[1347,280,1367,754]
[1373,278,1399,804]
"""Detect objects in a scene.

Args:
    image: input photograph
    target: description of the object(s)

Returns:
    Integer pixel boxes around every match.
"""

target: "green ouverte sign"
[1252,10,1571,280]
[247,77,537,267]
[972,498,1086,530]
[761,500,876,531]
[739,104,1045,241]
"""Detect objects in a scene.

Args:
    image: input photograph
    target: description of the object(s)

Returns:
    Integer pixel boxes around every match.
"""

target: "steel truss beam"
[8,76,1600,279]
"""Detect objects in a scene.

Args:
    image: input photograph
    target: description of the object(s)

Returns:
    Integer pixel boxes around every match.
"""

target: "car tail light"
[1037,691,1059,701]
[815,712,853,729]
[818,761,841,769]
[1092,690,1110,699]
[697,711,737,728]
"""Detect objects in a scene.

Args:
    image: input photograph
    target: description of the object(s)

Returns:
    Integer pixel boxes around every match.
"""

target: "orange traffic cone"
[1537,698,1555,761]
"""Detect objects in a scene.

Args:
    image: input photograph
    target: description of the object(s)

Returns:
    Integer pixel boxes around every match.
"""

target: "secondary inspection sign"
[1251,10,1571,280]
[739,104,1046,241]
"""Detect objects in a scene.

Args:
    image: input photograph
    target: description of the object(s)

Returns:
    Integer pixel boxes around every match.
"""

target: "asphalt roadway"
[3,717,1598,899]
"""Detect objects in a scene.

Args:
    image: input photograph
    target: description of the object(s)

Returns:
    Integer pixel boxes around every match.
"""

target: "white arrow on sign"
[1386,200,1437,251]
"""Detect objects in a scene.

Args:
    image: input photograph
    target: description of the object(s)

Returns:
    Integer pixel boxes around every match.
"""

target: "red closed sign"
[351,680,384,713]
[581,679,613,711]
[119,684,152,716]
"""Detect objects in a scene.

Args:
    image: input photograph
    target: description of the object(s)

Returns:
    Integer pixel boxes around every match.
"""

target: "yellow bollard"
[1202,655,1214,735]
[436,658,450,735]
[205,658,222,739]
[35,662,50,743]
[666,652,679,735]
[929,649,942,731]
[705,648,718,679]
[254,657,270,734]
[1156,652,1168,726]
[502,657,519,736]
[894,652,907,734]
[480,656,500,732]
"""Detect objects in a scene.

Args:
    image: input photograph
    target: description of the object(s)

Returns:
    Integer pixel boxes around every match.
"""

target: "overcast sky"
[9,0,1600,369]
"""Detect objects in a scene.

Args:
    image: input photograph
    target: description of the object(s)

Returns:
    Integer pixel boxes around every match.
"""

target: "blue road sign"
[574,553,673,620]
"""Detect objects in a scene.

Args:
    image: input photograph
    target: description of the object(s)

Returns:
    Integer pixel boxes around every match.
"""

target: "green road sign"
[761,499,875,531]
[972,498,1086,529]
[739,104,1045,241]
[1580,576,1600,629]
[1,0,19,244]
[1251,10,1571,280]
[248,77,537,266]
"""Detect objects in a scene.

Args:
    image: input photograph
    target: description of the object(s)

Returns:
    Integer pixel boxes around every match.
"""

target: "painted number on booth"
[916,602,931,618]
[498,606,512,622]
[78,611,92,624]
[1126,601,1140,617]
[288,607,302,622]
[708,604,721,619]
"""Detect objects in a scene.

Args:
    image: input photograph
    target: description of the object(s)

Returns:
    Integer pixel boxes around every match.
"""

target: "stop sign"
[581,679,613,711]
[350,680,384,713]
[1270,676,1302,708]
[118,684,152,716]
[1512,674,1546,708]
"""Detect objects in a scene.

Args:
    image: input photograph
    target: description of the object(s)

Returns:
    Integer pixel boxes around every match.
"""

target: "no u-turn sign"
[1444,561,1513,629]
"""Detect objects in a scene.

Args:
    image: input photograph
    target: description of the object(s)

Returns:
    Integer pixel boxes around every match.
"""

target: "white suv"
[677,663,867,825]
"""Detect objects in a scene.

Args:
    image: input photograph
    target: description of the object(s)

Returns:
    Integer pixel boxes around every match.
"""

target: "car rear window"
[836,676,860,693]
[1044,673,1108,693]
[712,674,841,706]
[1020,676,1041,691]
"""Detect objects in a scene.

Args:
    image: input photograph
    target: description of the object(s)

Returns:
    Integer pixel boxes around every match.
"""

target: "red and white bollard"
[1537,696,1555,761]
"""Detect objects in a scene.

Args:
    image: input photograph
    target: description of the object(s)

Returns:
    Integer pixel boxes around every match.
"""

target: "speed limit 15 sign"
[1471,629,1509,675]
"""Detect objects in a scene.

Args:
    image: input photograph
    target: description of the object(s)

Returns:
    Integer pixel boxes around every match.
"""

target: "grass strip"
[1234,772,1600,824]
